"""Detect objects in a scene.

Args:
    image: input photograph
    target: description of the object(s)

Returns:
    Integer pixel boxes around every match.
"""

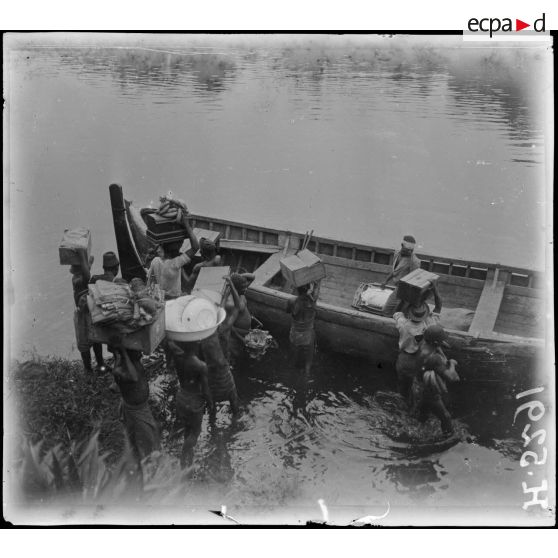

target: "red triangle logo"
[516,19,530,31]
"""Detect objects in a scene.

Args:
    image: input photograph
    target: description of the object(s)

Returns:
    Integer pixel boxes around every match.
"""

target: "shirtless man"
[225,272,256,362]
[201,277,241,420]
[287,280,321,374]
[168,340,213,467]
[183,238,222,293]
[110,338,160,459]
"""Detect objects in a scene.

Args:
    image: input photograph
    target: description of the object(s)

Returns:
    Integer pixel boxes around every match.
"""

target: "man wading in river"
[168,340,213,467]
[381,235,421,316]
[287,280,321,374]
[226,272,256,363]
[201,279,241,421]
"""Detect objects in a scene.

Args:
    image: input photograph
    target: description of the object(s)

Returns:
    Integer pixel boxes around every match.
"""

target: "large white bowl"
[165,297,226,342]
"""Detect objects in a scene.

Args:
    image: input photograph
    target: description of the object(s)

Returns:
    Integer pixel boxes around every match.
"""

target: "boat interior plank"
[468,279,506,336]
[493,289,545,338]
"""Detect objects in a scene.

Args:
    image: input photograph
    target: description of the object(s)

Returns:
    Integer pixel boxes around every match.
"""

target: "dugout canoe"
[109,183,547,386]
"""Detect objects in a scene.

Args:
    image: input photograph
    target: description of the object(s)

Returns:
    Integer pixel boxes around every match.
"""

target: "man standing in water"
[110,338,160,459]
[168,340,213,467]
[201,277,242,420]
[381,235,421,316]
[226,272,256,362]
[287,280,321,374]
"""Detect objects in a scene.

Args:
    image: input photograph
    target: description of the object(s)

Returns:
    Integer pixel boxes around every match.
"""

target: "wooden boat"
[109,184,546,385]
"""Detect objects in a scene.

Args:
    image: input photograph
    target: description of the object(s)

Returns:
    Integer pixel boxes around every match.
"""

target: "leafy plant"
[15,430,191,505]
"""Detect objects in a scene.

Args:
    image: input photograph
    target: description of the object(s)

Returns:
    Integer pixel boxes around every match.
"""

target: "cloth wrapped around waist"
[289,319,315,347]
[176,386,205,416]
[207,363,236,402]
[73,307,92,352]
[120,399,160,458]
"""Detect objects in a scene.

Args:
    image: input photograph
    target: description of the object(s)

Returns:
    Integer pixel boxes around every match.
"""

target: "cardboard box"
[59,228,91,265]
[280,249,326,287]
[396,268,439,305]
[192,265,230,305]
[88,309,165,354]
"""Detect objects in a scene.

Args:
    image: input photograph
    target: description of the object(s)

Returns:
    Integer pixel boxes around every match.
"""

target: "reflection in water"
[58,48,237,98]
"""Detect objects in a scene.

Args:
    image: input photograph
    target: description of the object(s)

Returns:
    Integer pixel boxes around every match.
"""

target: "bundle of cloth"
[87,278,163,332]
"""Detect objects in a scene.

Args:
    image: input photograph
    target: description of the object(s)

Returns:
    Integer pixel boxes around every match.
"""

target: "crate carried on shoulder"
[280,249,326,288]
[59,228,92,265]
[396,268,439,305]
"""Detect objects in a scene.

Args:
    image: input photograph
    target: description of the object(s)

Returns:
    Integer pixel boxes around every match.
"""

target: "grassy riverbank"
[6,356,188,506]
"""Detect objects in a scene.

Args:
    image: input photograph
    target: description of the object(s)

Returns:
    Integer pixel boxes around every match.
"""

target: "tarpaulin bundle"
[87,280,134,325]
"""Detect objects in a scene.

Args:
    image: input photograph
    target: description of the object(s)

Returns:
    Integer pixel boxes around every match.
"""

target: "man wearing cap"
[411,324,460,435]
[90,251,120,283]
[393,295,441,400]
[381,235,421,316]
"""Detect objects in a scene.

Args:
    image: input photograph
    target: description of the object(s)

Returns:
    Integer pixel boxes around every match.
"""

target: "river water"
[4,34,553,524]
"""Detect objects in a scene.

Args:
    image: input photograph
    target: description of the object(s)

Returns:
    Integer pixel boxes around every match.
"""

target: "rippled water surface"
[5,35,552,523]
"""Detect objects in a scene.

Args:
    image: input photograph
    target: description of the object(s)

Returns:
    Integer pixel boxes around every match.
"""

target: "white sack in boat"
[361,285,392,309]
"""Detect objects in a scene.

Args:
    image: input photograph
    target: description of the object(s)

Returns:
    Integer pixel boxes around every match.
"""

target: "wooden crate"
[280,249,326,287]
[396,268,439,305]
[88,309,165,354]
[59,228,91,265]
[192,265,230,305]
